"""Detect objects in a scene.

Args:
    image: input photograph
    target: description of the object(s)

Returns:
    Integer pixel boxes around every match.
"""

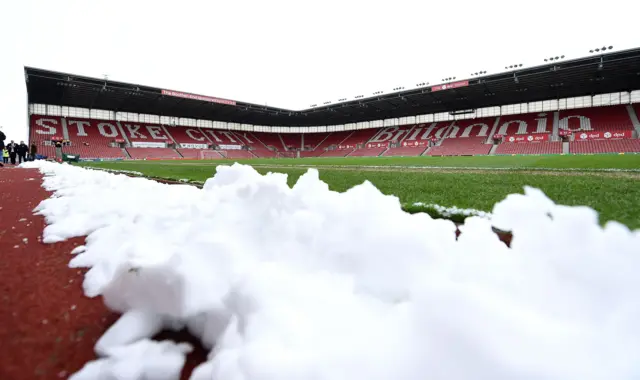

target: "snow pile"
[70,339,192,380]
[83,167,145,176]
[22,160,640,380]
[409,201,492,219]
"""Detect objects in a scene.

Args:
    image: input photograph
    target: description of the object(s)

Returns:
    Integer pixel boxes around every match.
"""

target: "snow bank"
[22,161,640,380]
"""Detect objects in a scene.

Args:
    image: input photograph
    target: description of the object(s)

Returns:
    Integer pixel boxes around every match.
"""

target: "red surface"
[0,168,206,380]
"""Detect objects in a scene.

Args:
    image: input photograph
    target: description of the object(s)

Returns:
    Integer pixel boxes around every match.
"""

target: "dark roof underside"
[25,48,640,127]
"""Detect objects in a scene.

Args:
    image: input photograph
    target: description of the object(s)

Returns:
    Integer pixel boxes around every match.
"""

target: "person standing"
[6,140,17,165]
[17,141,28,164]
[0,127,4,168]
[30,143,37,161]
[0,128,5,167]
[2,148,8,164]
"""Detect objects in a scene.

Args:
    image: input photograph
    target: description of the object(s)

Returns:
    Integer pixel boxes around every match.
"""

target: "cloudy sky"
[0,0,637,141]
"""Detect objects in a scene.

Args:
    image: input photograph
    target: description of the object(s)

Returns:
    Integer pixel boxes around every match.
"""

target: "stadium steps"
[116,121,132,146]
[420,147,431,156]
[161,125,177,145]
[333,148,354,157]
[338,131,355,145]
[175,149,184,158]
[626,105,640,135]
[312,133,330,151]
[278,134,288,151]
[61,118,70,140]
[562,141,569,154]
[489,144,498,155]
[121,148,131,159]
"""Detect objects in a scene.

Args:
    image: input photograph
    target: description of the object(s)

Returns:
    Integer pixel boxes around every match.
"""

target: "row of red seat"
[29,105,639,159]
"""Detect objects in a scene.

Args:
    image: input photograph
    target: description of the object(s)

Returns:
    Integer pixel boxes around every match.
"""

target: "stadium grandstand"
[25,47,640,161]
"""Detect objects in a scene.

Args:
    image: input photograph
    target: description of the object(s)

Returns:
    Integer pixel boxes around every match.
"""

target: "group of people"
[0,129,37,167]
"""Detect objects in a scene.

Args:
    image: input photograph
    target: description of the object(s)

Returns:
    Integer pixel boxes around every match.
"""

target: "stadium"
[2,34,640,380]
[24,48,640,160]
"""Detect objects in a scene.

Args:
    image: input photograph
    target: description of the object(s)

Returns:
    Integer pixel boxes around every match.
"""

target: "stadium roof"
[25,47,640,127]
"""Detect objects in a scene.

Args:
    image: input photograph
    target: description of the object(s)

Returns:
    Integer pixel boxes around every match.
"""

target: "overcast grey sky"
[0,0,637,141]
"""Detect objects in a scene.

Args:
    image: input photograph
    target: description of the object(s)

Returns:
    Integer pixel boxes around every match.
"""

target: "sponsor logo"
[431,80,469,92]
[401,141,428,147]
[132,141,166,148]
[181,143,209,149]
[505,134,549,143]
[575,131,631,140]
[218,144,243,150]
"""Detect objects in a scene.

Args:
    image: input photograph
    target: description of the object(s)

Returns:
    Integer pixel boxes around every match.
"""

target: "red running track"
[0,168,205,380]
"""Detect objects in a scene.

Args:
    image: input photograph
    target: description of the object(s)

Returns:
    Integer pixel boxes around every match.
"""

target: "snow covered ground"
[21,160,640,380]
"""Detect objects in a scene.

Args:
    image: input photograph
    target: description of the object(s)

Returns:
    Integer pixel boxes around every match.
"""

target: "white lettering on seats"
[97,122,119,138]
[418,123,439,140]
[435,126,450,139]
[447,125,460,138]
[67,120,90,136]
[123,123,146,139]
[185,129,205,141]
[534,113,549,133]
[404,126,423,141]
[219,131,238,143]
[204,130,222,142]
[558,115,592,131]
[498,120,528,135]
[34,118,59,135]
[370,127,408,143]
[146,126,167,140]
[239,133,255,144]
[370,127,394,143]
[421,124,448,139]
[460,123,489,138]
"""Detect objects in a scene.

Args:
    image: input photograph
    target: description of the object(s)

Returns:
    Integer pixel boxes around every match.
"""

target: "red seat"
[320,148,354,157]
[383,145,429,156]
[27,106,639,160]
[280,133,301,151]
[30,116,127,159]
[570,139,640,154]
[558,105,634,133]
[119,122,173,144]
[496,112,552,135]
[165,126,211,147]
[349,147,386,157]
[29,115,64,158]
[428,137,492,156]
[176,149,207,159]
[495,142,562,155]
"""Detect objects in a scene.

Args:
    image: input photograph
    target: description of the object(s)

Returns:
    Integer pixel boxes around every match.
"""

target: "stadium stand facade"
[28,104,640,160]
[24,48,640,160]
